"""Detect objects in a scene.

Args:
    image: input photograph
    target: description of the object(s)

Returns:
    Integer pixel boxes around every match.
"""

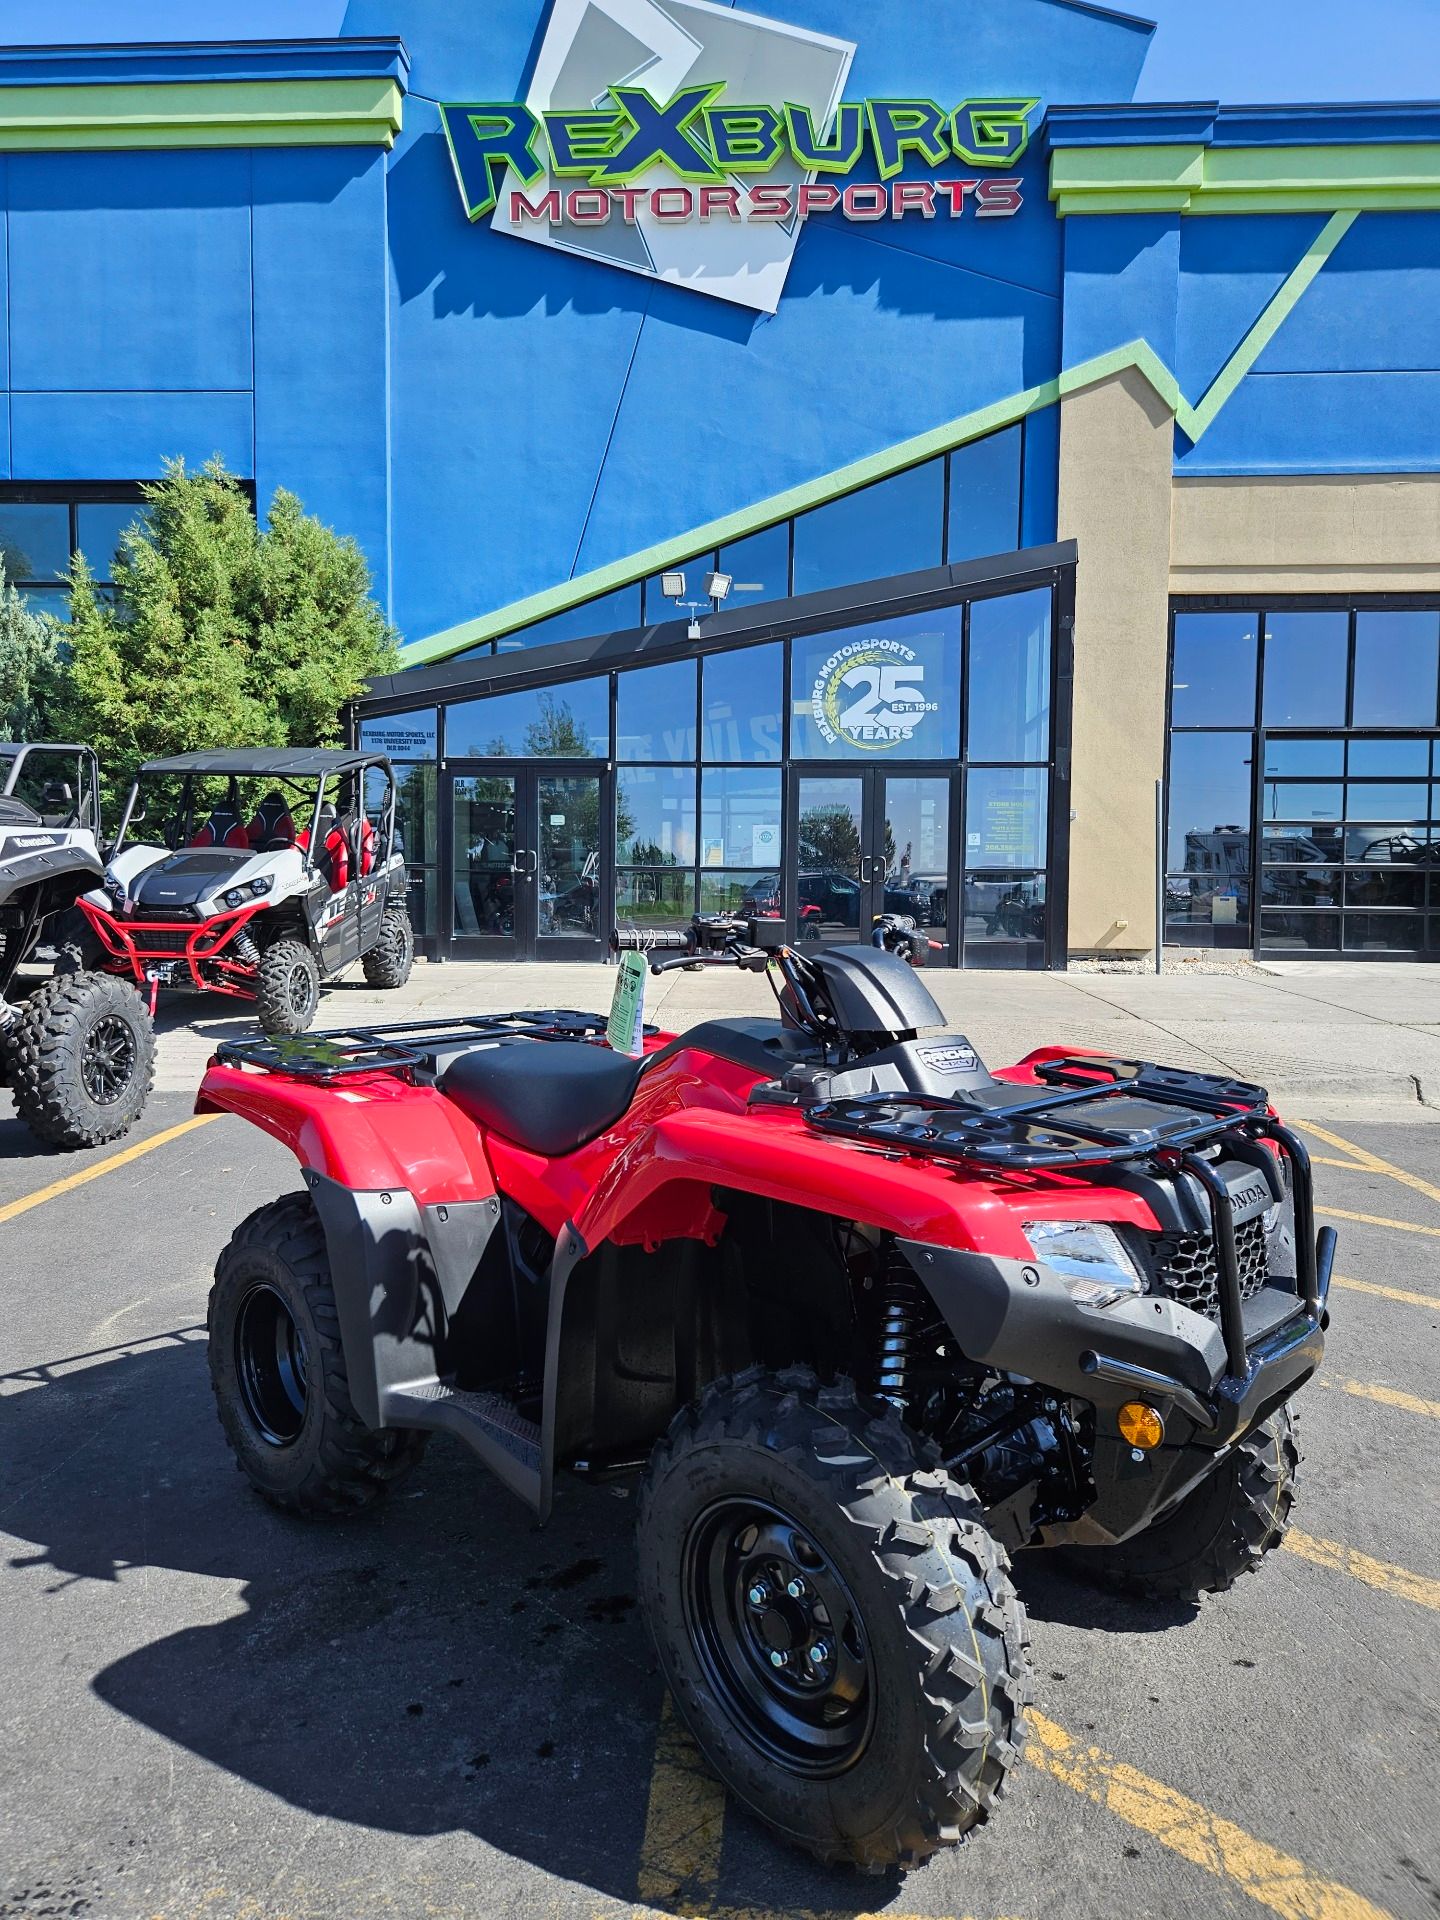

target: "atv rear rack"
[214,1009,636,1080]
[808,1053,1329,1378]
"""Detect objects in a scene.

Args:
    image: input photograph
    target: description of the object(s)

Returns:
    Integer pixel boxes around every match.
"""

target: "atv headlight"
[222,887,245,909]
[250,875,272,896]
[1023,1220,1144,1309]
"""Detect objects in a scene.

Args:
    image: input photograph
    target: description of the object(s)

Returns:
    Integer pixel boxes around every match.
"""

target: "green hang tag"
[606,949,648,1056]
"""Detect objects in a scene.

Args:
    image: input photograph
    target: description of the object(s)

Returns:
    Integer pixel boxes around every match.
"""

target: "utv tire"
[636,1367,1032,1871]
[255,938,321,1035]
[1062,1405,1299,1602]
[361,906,414,991]
[208,1193,427,1515]
[3,970,154,1149]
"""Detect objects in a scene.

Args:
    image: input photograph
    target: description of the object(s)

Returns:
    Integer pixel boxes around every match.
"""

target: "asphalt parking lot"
[2,992,1439,1920]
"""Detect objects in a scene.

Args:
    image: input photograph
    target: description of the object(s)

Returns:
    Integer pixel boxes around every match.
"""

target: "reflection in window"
[1262,737,1342,778]
[617,766,696,866]
[791,607,961,760]
[963,871,1045,969]
[76,502,148,579]
[1349,737,1429,777]
[947,427,1022,564]
[359,709,438,760]
[0,502,70,583]
[700,869,776,916]
[445,680,610,757]
[719,524,789,607]
[965,766,1046,869]
[494,582,642,653]
[1164,872,1251,949]
[617,658,696,761]
[1167,732,1251,870]
[1263,611,1348,726]
[1171,612,1257,727]
[701,643,783,762]
[792,458,945,598]
[1346,783,1429,822]
[616,866,694,926]
[967,588,1050,761]
[1261,781,1341,823]
[1352,611,1440,728]
[701,767,782,870]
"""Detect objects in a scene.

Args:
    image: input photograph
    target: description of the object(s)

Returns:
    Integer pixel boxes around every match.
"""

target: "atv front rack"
[808,1053,1329,1379]
[215,1009,637,1080]
[806,1055,1273,1171]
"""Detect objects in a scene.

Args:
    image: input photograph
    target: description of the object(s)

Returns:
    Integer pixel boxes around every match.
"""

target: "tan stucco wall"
[1057,367,1175,954]
[1171,473,1440,593]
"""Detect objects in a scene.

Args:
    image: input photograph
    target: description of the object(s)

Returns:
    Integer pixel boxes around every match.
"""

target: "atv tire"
[3,970,154,1149]
[255,938,321,1035]
[208,1193,427,1515]
[1063,1405,1299,1602]
[361,906,414,991]
[636,1366,1032,1871]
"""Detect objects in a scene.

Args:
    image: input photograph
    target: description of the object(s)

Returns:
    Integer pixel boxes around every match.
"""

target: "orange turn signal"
[1117,1402,1165,1451]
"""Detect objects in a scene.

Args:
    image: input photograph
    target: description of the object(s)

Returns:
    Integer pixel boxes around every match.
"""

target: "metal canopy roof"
[138,748,385,778]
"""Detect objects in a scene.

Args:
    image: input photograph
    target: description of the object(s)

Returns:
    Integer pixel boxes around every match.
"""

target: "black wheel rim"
[80,1013,138,1105]
[682,1498,876,1777]
[287,964,314,1015]
[234,1284,310,1447]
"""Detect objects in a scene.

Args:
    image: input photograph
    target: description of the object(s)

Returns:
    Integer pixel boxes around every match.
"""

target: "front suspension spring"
[874,1266,925,1410]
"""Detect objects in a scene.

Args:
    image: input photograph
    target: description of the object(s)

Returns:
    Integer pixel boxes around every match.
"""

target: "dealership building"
[2,2,1439,965]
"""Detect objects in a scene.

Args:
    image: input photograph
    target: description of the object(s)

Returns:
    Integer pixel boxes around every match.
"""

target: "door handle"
[511,849,538,877]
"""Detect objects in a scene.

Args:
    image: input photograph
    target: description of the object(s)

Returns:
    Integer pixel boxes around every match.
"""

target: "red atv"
[198,920,1332,1872]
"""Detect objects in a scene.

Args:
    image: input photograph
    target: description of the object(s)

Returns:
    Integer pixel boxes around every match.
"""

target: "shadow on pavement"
[0,1332,891,1915]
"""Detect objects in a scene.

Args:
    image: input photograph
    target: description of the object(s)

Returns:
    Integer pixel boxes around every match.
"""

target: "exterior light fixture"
[661,570,686,600]
[704,570,732,603]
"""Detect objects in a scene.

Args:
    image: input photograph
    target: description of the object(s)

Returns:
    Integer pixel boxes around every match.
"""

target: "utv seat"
[439,1039,643,1156]
[190,809,250,850]
[247,791,296,851]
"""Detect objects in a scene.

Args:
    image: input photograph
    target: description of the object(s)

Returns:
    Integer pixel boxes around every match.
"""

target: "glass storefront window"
[1171,612,1257,726]
[791,607,961,760]
[1349,736,1430,777]
[962,871,1045,969]
[967,588,1050,761]
[617,658,696,761]
[965,766,1046,869]
[947,427,1021,565]
[360,709,439,761]
[1263,611,1348,726]
[719,524,789,608]
[1167,732,1251,870]
[700,767,782,871]
[0,502,70,583]
[445,679,609,757]
[1261,781,1341,822]
[701,643,783,762]
[792,458,945,598]
[494,582,641,653]
[617,765,696,866]
[1165,873,1252,947]
[616,866,694,925]
[1352,611,1440,728]
[1346,783,1429,822]
[75,502,148,580]
[1262,737,1342,778]
[699,869,776,915]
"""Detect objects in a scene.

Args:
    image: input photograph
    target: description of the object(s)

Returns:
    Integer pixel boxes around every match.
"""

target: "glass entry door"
[448,764,608,960]
[789,770,954,955]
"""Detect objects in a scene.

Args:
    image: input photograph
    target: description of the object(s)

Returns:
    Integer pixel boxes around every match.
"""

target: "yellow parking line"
[1310,1154,1369,1172]
[1297,1119,1440,1210]
[1026,1713,1395,1920]
[1316,1204,1440,1238]
[0,1114,217,1227]
[636,1694,725,1915]
[1285,1530,1440,1612]
[1332,1273,1439,1310]
[1321,1378,1440,1420]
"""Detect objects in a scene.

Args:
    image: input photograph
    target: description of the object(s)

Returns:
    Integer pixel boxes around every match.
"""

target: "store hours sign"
[440,0,1035,313]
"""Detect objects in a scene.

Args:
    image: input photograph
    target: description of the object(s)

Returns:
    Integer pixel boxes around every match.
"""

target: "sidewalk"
[146,954,1440,1112]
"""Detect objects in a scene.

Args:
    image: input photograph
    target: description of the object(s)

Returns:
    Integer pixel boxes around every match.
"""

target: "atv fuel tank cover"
[808,945,945,1038]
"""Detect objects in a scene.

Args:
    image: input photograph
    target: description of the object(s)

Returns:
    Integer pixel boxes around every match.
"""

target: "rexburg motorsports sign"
[440,0,1035,312]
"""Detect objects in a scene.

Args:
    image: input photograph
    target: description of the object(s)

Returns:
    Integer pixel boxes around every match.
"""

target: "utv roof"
[138,748,385,777]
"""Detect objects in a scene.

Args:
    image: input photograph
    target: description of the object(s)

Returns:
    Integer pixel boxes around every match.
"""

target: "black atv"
[0,743,154,1149]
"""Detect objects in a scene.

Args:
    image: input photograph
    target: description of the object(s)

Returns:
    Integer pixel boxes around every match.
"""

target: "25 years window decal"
[438,0,1036,314]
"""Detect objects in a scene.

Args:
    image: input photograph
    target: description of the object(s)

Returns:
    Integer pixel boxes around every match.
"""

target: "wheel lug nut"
[769,1650,787,1669]
[785,1577,806,1600]
[747,1582,770,1608]
[808,1642,831,1666]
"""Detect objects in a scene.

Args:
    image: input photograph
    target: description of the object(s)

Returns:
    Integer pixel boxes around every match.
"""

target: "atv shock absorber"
[231,930,261,969]
[874,1264,925,1412]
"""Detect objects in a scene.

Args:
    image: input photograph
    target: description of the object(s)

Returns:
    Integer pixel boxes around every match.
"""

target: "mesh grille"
[1152,1216,1269,1319]
[127,925,192,955]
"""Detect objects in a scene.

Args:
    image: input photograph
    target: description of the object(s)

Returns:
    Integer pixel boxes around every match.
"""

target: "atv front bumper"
[899,1226,1332,1548]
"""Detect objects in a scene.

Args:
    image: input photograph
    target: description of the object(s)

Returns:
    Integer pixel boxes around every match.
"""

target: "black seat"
[439,1039,644,1156]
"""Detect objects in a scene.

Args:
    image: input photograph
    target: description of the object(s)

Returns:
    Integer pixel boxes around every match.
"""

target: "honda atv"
[71,748,413,1035]
[0,742,154,1148]
[197,921,1332,1872]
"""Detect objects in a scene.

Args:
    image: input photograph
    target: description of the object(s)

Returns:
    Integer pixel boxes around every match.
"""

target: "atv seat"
[439,1039,643,1156]
[248,791,296,851]
[190,809,250,850]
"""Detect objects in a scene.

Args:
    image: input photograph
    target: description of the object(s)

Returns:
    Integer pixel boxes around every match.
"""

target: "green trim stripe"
[0,77,404,150]
[1049,141,1440,215]
[400,209,1357,666]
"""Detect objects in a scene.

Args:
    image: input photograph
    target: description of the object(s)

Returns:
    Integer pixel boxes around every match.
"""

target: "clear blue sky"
[0,0,1438,105]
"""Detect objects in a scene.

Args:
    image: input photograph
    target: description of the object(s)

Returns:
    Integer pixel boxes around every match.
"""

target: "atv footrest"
[382,1379,542,1502]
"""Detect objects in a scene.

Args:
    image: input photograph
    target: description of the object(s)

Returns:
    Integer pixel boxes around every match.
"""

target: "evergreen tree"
[0,560,63,741]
